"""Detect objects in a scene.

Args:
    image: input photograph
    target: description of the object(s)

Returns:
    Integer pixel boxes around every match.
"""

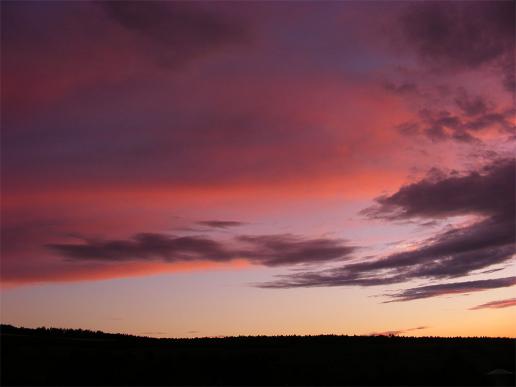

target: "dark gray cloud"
[257,266,404,289]
[262,159,515,295]
[400,1,515,91]
[237,235,356,267]
[49,234,234,262]
[263,228,515,290]
[470,297,516,310]
[48,233,356,267]
[341,218,514,279]
[417,109,470,143]
[196,220,246,229]
[390,4,515,144]
[394,87,515,143]
[385,277,516,302]
[410,106,514,144]
[462,109,515,134]
[362,159,514,220]
[454,91,489,117]
[356,159,515,280]
[101,1,248,67]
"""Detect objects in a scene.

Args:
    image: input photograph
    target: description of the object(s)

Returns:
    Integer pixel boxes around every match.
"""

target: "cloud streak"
[385,277,516,302]
[399,1,515,91]
[196,220,246,229]
[470,298,516,310]
[48,233,357,268]
[415,106,515,144]
[262,159,515,296]
[362,158,514,220]
[100,1,248,67]
[370,326,428,336]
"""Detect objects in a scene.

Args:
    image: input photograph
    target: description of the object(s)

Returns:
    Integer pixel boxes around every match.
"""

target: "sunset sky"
[1,1,515,338]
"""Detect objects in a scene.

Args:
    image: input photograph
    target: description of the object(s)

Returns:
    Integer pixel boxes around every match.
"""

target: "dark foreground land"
[1,325,515,386]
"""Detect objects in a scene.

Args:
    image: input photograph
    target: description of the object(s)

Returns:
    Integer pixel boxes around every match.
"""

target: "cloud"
[237,235,357,267]
[399,105,515,144]
[196,220,246,229]
[48,233,356,267]
[362,159,514,220]
[454,91,489,117]
[470,298,516,310]
[370,326,428,336]
[260,223,514,288]
[100,1,248,67]
[344,218,514,279]
[383,81,418,95]
[1,2,513,291]
[261,159,515,293]
[418,109,474,143]
[385,277,516,302]
[48,234,235,262]
[399,1,515,91]
[345,159,515,280]
[257,268,403,289]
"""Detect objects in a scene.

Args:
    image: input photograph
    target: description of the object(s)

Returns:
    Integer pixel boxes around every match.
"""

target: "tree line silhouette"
[1,324,514,386]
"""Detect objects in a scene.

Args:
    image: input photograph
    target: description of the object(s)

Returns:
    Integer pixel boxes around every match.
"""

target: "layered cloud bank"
[1,0,514,315]
[261,159,516,300]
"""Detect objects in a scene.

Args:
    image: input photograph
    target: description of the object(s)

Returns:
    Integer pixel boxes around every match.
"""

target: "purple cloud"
[261,159,515,296]
[100,1,249,68]
[48,233,356,267]
[196,220,246,229]
[399,2,515,91]
[362,159,514,220]
[385,277,516,302]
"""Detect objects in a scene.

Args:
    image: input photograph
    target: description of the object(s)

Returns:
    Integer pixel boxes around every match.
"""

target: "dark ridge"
[1,325,515,386]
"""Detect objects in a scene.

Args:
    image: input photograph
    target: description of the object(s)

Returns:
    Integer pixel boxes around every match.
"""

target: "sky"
[1,1,515,338]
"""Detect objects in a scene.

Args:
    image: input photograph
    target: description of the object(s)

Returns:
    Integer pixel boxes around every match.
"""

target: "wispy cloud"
[196,220,246,229]
[385,277,516,302]
[100,1,249,68]
[48,233,357,267]
[370,326,428,336]
[470,297,516,310]
[261,159,516,293]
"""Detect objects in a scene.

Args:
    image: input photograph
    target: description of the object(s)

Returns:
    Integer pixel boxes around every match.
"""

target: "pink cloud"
[470,298,516,310]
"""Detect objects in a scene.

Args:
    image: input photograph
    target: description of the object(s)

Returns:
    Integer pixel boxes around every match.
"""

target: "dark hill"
[1,324,514,386]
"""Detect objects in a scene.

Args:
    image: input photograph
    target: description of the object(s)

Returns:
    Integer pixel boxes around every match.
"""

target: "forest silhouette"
[1,324,514,386]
